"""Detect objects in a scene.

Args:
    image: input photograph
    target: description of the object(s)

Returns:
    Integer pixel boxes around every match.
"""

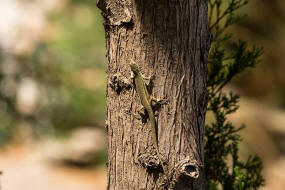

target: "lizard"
[130,60,167,176]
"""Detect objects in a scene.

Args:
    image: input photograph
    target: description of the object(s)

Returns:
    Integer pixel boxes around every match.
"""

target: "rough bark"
[98,0,211,189]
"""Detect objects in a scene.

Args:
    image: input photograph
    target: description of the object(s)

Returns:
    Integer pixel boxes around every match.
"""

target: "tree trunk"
[97,0,211,189]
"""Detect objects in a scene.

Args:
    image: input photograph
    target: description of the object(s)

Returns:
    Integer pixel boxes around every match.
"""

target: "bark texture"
[98,0,211,189]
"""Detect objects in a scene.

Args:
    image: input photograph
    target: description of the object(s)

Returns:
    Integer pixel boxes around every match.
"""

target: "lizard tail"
[149,112,167,174]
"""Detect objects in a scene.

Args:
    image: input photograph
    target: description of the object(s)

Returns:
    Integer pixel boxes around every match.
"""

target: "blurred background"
[0,0,284,190]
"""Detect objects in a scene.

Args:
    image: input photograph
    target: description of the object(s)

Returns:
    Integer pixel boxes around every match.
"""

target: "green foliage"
[27,43,106,135]
[206,0,265,189]
[0,112,13,145]
[0,51,18,146]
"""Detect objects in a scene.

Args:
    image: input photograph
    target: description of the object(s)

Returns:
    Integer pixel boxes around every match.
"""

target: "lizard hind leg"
[130,106,145,119]
[150,96,168,107]
[137,106,146,117]
[131,106,149,123]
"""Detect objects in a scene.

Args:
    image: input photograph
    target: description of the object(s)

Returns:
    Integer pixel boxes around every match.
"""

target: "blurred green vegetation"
[231,0,285,108]
[0,0,106,144]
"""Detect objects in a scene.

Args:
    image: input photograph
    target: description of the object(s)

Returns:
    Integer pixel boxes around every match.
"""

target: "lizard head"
[130,60,140,75]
